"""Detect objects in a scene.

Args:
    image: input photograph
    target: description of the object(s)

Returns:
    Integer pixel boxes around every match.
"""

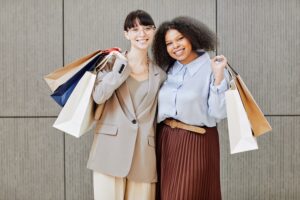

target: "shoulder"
[151,62,167,80]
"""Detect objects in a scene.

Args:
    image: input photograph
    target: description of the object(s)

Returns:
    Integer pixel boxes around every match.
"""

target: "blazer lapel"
[136,62,160,117]
[116,81,136,119]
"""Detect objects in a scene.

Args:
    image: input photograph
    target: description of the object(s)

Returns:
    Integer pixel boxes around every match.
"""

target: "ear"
[124,31,130,40]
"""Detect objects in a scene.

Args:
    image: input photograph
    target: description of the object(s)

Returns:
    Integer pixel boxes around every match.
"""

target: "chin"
[136,45,149,50]
[173,55,187,62]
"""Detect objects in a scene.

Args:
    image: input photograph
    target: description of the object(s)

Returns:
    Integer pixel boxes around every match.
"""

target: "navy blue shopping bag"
[51,53,107,107]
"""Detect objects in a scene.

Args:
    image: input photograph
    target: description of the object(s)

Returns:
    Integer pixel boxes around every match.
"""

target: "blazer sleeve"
[93,57,131,104]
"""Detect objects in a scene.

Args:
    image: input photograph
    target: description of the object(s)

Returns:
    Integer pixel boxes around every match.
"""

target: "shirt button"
[132,119,137,124]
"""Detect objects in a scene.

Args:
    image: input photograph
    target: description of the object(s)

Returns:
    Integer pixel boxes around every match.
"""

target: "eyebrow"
[165,34,184,43]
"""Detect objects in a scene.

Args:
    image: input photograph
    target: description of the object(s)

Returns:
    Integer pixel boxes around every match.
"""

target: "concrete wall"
[0,0,299,199]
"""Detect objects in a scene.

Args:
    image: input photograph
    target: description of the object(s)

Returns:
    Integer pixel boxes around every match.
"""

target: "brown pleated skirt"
[156,123,221,200]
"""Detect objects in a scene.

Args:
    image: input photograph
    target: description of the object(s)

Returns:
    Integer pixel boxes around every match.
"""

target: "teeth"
[137,39,147,42]
[174,49,183,56]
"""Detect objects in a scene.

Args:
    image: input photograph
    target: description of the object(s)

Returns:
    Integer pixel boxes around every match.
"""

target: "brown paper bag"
[44,50,102,92]
[227,64,272,137]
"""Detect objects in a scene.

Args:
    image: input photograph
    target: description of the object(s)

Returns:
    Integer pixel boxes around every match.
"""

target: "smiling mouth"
[136,39,148,43]
[173,48,184,56]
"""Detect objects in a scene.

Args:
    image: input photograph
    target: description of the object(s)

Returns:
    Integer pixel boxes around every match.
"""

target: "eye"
[178,36,184,41]
[166,42,172,46]
[131,27,139,32]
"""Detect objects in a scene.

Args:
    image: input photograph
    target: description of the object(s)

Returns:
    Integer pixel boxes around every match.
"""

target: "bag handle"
[224,62,239,90]
[94,50,127,73]
[226,62,239,79]
[93,54,112,73]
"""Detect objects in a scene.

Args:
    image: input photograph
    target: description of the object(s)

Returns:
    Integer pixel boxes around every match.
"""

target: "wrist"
[214,74,224,86]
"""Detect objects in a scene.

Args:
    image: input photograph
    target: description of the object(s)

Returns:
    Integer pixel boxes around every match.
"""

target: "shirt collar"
[171,51,210,76]
[170,61,185,74]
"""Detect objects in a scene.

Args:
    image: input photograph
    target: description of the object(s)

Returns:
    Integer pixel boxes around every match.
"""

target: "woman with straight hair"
[152,16,229,200]
[86,10,166,200]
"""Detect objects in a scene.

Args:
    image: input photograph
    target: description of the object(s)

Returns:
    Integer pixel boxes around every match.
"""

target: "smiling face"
[165,29,198,64]
[125,20,155,50]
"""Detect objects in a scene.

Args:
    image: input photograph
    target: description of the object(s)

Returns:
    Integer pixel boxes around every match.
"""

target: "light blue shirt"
[157,52,229,127]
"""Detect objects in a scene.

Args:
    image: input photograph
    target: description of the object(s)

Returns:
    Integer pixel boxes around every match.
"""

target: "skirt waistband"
[163,119,206,134]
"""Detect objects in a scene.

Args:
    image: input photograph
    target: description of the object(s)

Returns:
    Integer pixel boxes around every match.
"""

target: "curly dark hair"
[152,16,218,69]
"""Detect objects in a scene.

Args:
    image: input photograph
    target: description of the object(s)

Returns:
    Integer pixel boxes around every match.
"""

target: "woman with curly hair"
[152,16,229,200]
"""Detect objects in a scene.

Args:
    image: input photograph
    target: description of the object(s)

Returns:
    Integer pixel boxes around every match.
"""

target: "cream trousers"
[93,171,155,200]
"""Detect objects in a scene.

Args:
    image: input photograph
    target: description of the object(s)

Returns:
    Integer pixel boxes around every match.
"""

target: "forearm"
[208,86,227,120]
[93,58,131,104]
[208,71,229,120]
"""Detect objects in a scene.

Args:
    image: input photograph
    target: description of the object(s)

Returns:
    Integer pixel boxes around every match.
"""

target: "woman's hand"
[110,50,127,61]
[211,55,227,86]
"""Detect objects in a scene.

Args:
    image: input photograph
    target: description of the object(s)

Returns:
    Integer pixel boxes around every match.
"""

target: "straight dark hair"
[124,10,155,31]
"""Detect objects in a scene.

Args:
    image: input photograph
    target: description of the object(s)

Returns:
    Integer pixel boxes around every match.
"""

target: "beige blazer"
[87,57,166,183]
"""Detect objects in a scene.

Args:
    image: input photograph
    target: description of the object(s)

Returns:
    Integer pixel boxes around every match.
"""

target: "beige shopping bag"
[227,64,272,137]
[52,51,123,137]
[53,71,97,137]
[44,50,102,92]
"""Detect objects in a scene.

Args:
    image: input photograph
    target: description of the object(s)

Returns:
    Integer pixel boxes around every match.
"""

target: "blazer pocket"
[148,136,155,147]
[96,124,118,136]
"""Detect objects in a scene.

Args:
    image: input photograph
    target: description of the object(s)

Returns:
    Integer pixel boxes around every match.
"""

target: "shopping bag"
[51,53,106,107]
[44,48,121,92]
[52,52,120,137]
[225,79,258,154]
[227,64,272,137]
[44,50,102,92]
[53,71,97,137]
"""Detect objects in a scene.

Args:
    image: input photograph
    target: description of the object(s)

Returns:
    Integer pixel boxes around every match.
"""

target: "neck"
[180,51,199,65]
[127,48,148,67]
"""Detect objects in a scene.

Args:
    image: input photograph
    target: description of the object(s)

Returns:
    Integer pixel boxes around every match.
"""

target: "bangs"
[124,10,155,31]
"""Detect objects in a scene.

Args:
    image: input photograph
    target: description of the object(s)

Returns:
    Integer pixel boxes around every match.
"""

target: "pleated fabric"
[156,123,221,200]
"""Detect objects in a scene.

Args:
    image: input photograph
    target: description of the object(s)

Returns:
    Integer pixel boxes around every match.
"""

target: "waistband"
[163,119,206,134]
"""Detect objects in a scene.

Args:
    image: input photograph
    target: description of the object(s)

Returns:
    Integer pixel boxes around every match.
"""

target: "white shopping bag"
[225,80,258,154]
[53,71,96,137]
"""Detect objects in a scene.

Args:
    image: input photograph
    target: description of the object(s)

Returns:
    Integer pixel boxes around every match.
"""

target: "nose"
[138,29,146,36]
[172,41,179,49]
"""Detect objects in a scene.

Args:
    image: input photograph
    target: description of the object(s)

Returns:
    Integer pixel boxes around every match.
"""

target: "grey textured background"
[0,0,299,199]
